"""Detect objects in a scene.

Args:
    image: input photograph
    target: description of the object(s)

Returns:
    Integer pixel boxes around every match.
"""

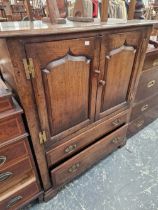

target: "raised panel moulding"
[106,45,136,58]
[42,53,91,73]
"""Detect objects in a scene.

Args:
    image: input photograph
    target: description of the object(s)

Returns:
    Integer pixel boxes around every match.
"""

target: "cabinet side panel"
[5,39,51,190]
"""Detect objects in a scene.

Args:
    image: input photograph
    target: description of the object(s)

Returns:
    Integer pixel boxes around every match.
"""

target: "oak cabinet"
[0,20,153,200]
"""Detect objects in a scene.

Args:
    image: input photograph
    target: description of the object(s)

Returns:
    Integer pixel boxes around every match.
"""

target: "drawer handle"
[0,156,6,166]
[153,59,158,66]
[99,80,106,86]
[135,120,144,128]
[147,80,156,88]
[112,137,121,144]
[112,137,126,144]
[65,144,77,154]
[68,163,80,173]
[7,195,23,208]
[0,172,13,182]
[112,119,121,126]
[141,104,149,112]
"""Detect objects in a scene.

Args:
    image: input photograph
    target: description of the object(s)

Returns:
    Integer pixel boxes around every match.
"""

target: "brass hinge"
[23,58,35,80]
[39,131,47,144]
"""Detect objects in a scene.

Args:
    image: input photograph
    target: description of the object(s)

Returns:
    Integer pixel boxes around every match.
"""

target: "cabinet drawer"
[130,94,158,121]
[51,125,127,187]
[0,97,13,113]
[0,139,29,169]
[0,181,39,210]
[47,111,128,166]
[128,106,158,138]
[0,157,33,193]
[135,69,158,102]
[143,50,158,71]
[0,114,25,144]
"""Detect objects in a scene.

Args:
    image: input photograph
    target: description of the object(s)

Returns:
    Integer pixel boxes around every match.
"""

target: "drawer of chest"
[0,97,14,113]
[128,106,158,138]
[51,125,127,187]
[47,111,128,166]
[135,68,158,103]
[143,50,158,71]
[0,157,33,194]
[0,138,29,169]
[0,114,25,144]
[0,79,13,113]
[0,180,39,210]
[130,94,158,121]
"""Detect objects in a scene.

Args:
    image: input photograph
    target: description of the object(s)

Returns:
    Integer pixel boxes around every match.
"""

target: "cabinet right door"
[95,31,144,120]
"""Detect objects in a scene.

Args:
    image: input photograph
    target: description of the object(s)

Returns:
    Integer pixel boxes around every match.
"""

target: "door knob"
[99,80,106,86]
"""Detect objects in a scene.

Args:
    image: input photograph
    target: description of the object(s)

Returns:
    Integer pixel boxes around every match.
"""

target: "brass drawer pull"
[153,59,158,66]
[135,120,144,128]
[112,137,121,144]
[112,119,121,126]
[0,172,13,182]
[141,104,149,112]
[147,80,156,88]
[68,163,80,173]
[99,80,106,86]
[65,144,77,154]
[7,195,23,208]
[0,156,6,166]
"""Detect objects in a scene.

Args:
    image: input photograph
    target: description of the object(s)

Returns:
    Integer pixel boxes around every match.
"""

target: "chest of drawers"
[128,46,158,137]
[0,78,41,209]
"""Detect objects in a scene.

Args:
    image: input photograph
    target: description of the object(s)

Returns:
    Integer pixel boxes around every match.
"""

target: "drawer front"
[0,115,25,144]
[128,106,158,138]
[51,125,127,187]
[0,182,39,210]
[143,50,158,71]
[0,98,13,113]
[0,139,29,169]
[130,94,158,121]
[135,69,158,102]
[0,157,33,193]
[47,111,128,166]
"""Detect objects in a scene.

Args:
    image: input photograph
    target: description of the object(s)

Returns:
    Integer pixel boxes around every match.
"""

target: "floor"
[23,119,158,210]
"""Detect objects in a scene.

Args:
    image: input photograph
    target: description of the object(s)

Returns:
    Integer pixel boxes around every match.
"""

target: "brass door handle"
[99,80,106,86]
[112,119,121,126]
[147,80,156,88]
[141,104,149,112]
[68,163,80,173]
[94,70,101,74]
[7,196,23,208]
[0,172,13,182]
[0,156,6,166]
[65,144,77,154]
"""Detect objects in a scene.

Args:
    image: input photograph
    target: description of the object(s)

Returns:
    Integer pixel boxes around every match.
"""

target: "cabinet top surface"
[0,18,157,38]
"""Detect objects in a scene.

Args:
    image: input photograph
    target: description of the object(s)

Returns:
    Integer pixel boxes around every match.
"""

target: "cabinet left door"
[25,37,99,144]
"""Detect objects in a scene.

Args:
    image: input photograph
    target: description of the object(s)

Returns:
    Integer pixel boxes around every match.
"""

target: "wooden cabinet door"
[25,37,99,144]
[95,31,143,120]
